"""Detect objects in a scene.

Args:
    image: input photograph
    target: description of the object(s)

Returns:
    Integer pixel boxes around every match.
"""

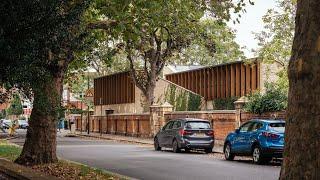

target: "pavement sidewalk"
[75,131,224,153]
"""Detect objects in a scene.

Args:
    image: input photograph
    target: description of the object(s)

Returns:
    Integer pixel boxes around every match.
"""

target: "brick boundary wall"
[75,113,150,137]
[75,111,286,140]
[240,111,286,123]
[164,111,237,141]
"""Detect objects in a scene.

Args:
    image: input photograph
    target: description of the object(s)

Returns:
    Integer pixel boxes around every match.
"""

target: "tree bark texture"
[15,76,63,166]
[280,0,320,179]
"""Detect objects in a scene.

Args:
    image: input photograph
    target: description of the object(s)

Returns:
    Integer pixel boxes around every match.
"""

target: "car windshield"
[269,123,285,132]
[185,121,211,129]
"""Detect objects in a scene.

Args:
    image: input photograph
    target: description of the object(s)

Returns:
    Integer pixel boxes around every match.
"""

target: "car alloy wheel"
[224,143,235,160]
[172,139,180,153]
[154,138,161,151]
[253,147,261,164]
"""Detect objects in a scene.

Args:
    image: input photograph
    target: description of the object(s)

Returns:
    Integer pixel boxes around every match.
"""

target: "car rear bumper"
[262,147,284,157]
[179,139,214,149]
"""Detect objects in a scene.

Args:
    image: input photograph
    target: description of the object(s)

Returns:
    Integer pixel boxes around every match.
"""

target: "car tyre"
[154,138,161,151]
[252,145,265,164]
[224,143,235,161]
[172,139,181,153]
[204,148,212,154]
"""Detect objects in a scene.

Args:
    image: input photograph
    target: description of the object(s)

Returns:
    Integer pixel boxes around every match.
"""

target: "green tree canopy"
[87,0,251,106]
[0,0,253,165]
[170,19,245,65]
[253,0,295,92]
[7,94,23,116]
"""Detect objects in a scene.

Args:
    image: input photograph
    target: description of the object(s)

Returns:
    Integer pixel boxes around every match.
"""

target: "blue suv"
[224,119,285,164]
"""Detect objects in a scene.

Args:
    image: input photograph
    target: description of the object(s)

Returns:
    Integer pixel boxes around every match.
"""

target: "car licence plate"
[193,133,206,137]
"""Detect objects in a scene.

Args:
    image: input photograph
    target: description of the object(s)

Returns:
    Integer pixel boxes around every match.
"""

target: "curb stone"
[61,159,136,180]
[74,133,224,154]
[0,158,59,180]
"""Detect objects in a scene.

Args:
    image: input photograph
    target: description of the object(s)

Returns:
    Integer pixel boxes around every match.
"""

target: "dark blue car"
[223,119,285,164]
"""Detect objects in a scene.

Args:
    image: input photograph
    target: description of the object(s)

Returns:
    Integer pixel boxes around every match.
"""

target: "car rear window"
[185,121,211,129]
[269,123,285,132]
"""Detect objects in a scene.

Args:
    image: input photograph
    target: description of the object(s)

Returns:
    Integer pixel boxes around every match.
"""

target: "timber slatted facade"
[166,61,260,100]
[94,72,135,105]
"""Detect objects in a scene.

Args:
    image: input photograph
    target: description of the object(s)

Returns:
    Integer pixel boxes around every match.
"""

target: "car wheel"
[224,143,235,161]
[172,139,180,153]
[184,148,191,153]
[252,145,265,164]
[154,138,161,151]
[204,148,212,154]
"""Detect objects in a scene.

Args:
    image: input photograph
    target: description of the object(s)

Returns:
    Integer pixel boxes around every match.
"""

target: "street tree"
[0,0,90,165]
[0,0,252,165]
[90,0,251,107]
[279,0,320,179]
[170,19,245,66]
[253,0,295,92]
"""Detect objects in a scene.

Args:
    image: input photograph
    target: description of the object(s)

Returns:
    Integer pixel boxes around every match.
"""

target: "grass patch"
[0,140,21,161]
[0,140,128,180]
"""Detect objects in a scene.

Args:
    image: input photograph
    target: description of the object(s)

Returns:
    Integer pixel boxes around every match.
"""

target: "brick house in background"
[62,86,88,112]
[0,103,9,114]
[93,58,281,115]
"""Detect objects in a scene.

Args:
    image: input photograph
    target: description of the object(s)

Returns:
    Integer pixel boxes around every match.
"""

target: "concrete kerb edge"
[60,159,135,180]
[0,158,59,180]
[3,140,132,180]
[74,133,224,154]
[74,133,153,145]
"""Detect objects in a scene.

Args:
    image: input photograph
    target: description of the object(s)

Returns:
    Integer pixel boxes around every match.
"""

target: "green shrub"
[175,91,188,111]
[7,94,23,116]
[187,93,201,111]
[244,83,287,114]
[213,96,238,110]
[0,110,6,119]
[70,108,84,114]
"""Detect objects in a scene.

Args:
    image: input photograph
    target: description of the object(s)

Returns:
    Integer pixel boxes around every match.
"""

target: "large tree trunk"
[145,83,156,106]
[15,75,63,166]
[280,0,320,179]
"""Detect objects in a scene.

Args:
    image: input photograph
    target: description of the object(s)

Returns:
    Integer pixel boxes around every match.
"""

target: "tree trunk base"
[15,153,58,166]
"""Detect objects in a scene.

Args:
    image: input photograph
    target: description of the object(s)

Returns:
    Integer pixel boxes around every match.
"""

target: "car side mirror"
[235,128,240,133]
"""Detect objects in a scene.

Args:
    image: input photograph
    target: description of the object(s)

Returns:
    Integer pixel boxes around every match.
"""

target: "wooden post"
[137,119,140,137]
[125,119,128,136]
[99,117,102,136]
[115,119,118,135]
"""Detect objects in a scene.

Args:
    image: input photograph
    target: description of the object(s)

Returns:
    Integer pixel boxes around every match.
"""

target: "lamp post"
[80,99,83,134]
[87,76,90,135]
[99,97,102,136]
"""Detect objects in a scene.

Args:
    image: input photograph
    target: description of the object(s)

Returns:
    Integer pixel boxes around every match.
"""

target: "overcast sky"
[228,0,277,58]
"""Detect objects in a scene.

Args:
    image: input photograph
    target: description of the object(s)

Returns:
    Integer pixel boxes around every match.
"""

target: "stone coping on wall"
[91,112,150,117]
[165,110,237,114]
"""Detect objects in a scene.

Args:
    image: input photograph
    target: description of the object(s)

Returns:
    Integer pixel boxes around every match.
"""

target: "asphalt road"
[9,132,281,180]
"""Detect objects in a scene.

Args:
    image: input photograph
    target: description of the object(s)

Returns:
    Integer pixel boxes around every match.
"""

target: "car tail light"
[262,132,280,139]
[206,130,214,137]
[179,129,193,136]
